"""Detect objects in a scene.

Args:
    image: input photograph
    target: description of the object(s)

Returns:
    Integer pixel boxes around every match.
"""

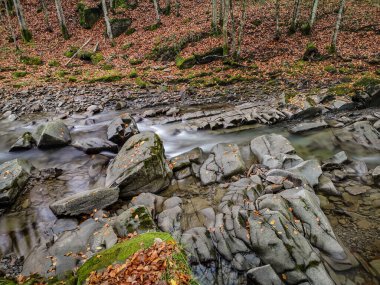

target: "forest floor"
[0,0,379,93]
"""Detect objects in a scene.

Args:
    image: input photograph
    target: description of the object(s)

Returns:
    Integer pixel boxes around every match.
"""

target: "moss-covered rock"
[109,18,132,37]
[20,55,42,65]
[176,55,196,69]
[77,3,102,29]
[76,232,174,285]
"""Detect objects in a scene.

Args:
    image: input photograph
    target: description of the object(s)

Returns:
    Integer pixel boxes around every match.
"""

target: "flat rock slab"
[345,185,371,196]
[251,134,295,163]
[0,159,32,206]
[289,120,328,134]
[50,187,119,216]
[72,138,118,154]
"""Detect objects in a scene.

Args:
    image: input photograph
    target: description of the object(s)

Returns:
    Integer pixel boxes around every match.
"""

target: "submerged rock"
[9,132,35,152]
[0,159,32,207]
[289,120,328,134]
[336,121,380,150]
[322,151,348,170]
[34,120,71,148]
[50,187,119,216]
[72,137,118,154]
[199,143,245,185]
[107,113,139,145]
[105,132,172,197]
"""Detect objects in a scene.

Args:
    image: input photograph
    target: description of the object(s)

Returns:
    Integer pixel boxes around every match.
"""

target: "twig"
[64,38,92,66]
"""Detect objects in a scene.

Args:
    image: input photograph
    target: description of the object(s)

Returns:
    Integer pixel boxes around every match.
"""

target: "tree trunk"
[212,0,218,33]
[174,0,180,16]
[101,0,113,39]
[3,0,18,50]
[236,0,247,58]
[164,0,171,15]
[54,0,69,39]
[309,0,319,31]
[12,0,32,42]
[40,0,52,32]
[274,0,280,40]
[152,0,161,24]
[230,0,236,56]
[290,0,300,32]
[219,0,223,28]
[222,0,229,56]
[331,0,345,52]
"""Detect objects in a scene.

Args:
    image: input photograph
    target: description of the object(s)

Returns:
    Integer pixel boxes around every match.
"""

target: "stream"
[0,109,379,282]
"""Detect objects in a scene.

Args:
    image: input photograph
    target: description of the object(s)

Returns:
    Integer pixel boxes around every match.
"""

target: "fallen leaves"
[87,240,192,285]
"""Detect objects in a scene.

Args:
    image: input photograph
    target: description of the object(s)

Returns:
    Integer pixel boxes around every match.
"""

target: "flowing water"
[0,110,379,261]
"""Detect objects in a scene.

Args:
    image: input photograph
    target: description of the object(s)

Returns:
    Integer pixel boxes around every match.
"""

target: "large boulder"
[78,4,102,29]
[0,159,32,207]
[49,187,119,216]
[105,132,172,197]
[250,134,295,163]
[34,120,71,148]
[9,132,35,152]
[109,18,132,37]
[107,113,139,145]
[200,143,245,185]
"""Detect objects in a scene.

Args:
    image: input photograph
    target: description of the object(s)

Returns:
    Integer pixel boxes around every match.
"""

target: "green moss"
[353,76,380,88]
[285,91,297,103]
[125,27,136,35]
[175,55,196,69]
[77,3,102,29]
[68,76,77,82]
[21,28,33,42]
[122,42,133,50]
[0,278,16,284]
[135,77,148,88]
[101,63,114,70]
[90,53,104,64]
[56,70,69,77]
[12,71,27,78]
[324,65,337,74]
[143,22,162,31]
[129,68,138,78]
[48,60,60,67]
[129,58,143,65]
[64,46,79,58]
[20,55,42,65]
[88,73,123,83]
[300,22,311,35]
[76,232,173,285]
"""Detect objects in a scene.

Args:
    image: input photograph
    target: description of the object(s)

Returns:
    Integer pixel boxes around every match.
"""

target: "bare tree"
[2,0,19,50]
[54,0,69,39]
[236,0,247,58]
[222,0,229,55]
[274,0,280,40]
[212,0,218,33]
[101,0,113,39]
[40,0,52,32]
[290,0,301,33]
[12,0,32,42]
[331,0,346,52]
[152,0,161,24]
[164,0,171,15]
[309,0,319,31]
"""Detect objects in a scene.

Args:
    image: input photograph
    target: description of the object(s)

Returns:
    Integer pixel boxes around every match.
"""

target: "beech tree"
[309,0,319,31]
[54,0,69,39]
[12,0,32,42]
[101,0,113,39]
[152,0,161,24]
[40,0,52,32]
[2,0,18,50]
[290,0,301,33]
[331,0,346,52]
[274,0,280,40]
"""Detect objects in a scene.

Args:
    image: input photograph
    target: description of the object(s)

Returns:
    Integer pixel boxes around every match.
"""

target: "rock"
[34,120,71,148]
[369,259,380,277]
[111,205,156,236]
[78,4,102,29]
[107,113,139,145]
[9,132,35,152]
[317,175,341,196]
[322,151,348,170]
[250,134,295,163]
[200,143,245,185]
[286,159,322,187]
[0,159,32,206]
[170,147,203,171]
[335,121,380,150]
[345,185,370,196]
[291,106,323,120]
[110,18,132,37]
[86,105,101,114]
[318,195,330,210]
[50,187,119,216]
[374,120,380,130]
[72,138,118,154]
[373,166,380,185]
[174,167,192,180]
[247,265,284,285]
[115,101,127,110]
[289,120,328,134]
[105,132,172,197]
[166,107,180,116]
